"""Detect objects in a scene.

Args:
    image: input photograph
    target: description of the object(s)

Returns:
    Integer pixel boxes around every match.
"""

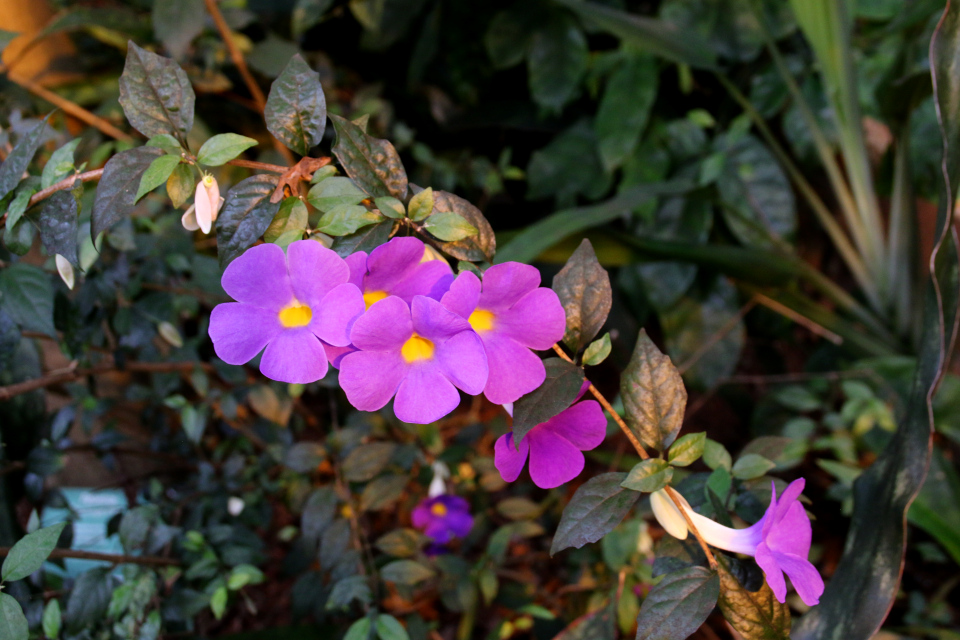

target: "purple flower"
[208,241,364,384]
[345,236,453,309]
[412,495,473,544]
[338,295,487,424]
[494,384,606,489]
[440,263,566,404]
[650,478,824,606]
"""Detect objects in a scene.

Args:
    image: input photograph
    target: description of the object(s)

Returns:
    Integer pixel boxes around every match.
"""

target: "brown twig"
[0,546,180,567]
[28,169,104,208]
[224,158,289,173]
[664,486,718,570]
[754,293,843,344]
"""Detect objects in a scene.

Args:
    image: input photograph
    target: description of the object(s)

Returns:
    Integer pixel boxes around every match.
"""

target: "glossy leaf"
[265,55,327,155]
[512,358,585,444]
[582,333,611,366]
[668,432,706,467]
[551,473,640,555]
[308,176,368,212]
[33,190,80,268]
[215,175,282,267]
[423,211,477,242]
[717,559,790,640]
[135,154,181,203]
[431,190,495,261]
[0,263,56,336]
[92,146,165,239]
[374,196,405,219]
[552,239,612,353]
[197,133,258,166]
[265,197,308,245]
[317,204,384,236]
[0,115,50,202]
[118,41,195,141]
[621,458,673,493]
[330,219,396,258]
[330,114,408,198]
[635,566,719,640]
[1,522,67,582]
[621,330,688,451]
[596,53,658,171]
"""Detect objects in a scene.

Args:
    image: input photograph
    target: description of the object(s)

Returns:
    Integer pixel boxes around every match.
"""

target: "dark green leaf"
[41,139,80,189]
[431,190,495,261]
[668,432,706,467]
[197,133,258,166]
[512,358,585,444]
[0,593,27,640]
[33,190,80,267]
[302,487,339,546]
[292,0,335,37]
[621,330,688,451]
[527,13,588,113]
[284,442,326,473]
[0,263,55,336]
[484,5,536,68]
[326,576,372,610]
[4,184,36,231]
[65,568,112,631]
[360,474,407,511]
[596,53,658,171]
[908,448,960,565]
[375,529,423,558]
[329,114,408,198]
[582,333,611,366]
[526,119,608,203]
[215,175,282,267]
[248,35,302,78]
[376,614,409,640]
[550,473,640,555]
[731,454,775,480]
[91,146,165,239]
[153,0,205,59]
[381,559,435,585]
[135,154,181,203]
[118,41,195,141]
[118,505,157,552]
[342,442,397,482]
[0,308,18,367]
[553,601,616,640]
[0,115,49,202]
[635,566,720,640]
[265,197,308,245]
[1,522,67,581]
[307,176,368,212]
[552,239,612,353]
[331,220,396,258]
[621,459,673,493]
[265,54,327,155]
[717,559,790,640]
[423,211,477,242]
[317,204,384,236]
[3,216,35,256]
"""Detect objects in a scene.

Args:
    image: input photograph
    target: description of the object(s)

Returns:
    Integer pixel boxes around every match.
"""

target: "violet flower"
[650,478,824,606]
[338,295,487,423]
[208,241,364,384]
[441,264,565,404]
[412,495,473,544]
[494,383,606,489]
[345,236,453,309]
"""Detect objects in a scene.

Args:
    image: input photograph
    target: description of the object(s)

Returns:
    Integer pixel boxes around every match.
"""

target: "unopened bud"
[55,255,75,290]
[194,175,221,234]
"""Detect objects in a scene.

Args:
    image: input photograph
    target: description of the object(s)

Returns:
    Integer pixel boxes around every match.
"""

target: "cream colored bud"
[194,175,221,234]
[55,255,75,290]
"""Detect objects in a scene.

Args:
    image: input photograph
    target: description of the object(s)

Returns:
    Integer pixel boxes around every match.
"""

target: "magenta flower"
[440,263,565,404]
[412,495,474,544]
[650,478,824,606]
[208,241,364,384]
[338,295,487,423]
[345,236,453,309]
[494,384,606,489]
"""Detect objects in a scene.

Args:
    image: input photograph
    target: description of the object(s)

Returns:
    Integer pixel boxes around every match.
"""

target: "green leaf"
[118,505,156,552]
[360,474,407,511]
[2,216,35,256]
[311,164,338,184]
[344,617,372,640]
[620,329,688,451]
[215,175,282,267]
[407,187,434,222]
[717,558,790,640]
[0,115,50,202]
[210,585,227,619]
[552,239,612,354]
[302,487,339,545]
[552,601,616,640]
[342,442,397,482]
[731,454,775,480]
[526,119,607,203]
[227,564,265,590]
[327,576,372,610]
[145,133,183,154]
[197,133,258,166]
[430,190,495,261]
[166,162,194,208]
[582,333,611,366]
[41,139,81,190]
[329,114,408,198]
[135,154,181,203]
[42,598,61,640]
[550,473,640,555]
[908,448,960,565]
[331,220,396,258]
[375,614,409,640]
[292,0,335,37]
[118,41,195,141]
[152,0,205,59]
[1,522,66,581]
[64,568,112,630]
[668,432,706,467]
[635,566,720,640]
[307,177,367,212]
[596,53,658,171]
[265,54,327,155]
[374,196,405,219]
[512,358,585,444]
[527,12,588,113]
[381,560,435,586]
[0,593,28,640]
[375,529,423,558]
[91,146,165,239]
[4,184,36,232]
[621,458,673,493]
[264,197,308,246]
[484,5,537,69]
[33,190,80,268]
[0,263,55,336]
[423,211,477,242]
[702,439,732,471]
[317,204,384,236]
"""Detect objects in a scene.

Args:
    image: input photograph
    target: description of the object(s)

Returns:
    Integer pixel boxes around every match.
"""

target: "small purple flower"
[494,384,606,489]
[441,263,565,404]
[345,236,453,309]
[412,495,473,544]
[338,295,487,423]
[650,478,824,606]
[208,241,364,384]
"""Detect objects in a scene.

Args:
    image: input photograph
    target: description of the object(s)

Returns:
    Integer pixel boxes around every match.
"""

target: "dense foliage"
[1,1,959,639]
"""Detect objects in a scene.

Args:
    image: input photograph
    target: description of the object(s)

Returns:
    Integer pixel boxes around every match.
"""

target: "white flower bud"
[194,175,221,234]
[55,255,75,290]
[228,496,245,516]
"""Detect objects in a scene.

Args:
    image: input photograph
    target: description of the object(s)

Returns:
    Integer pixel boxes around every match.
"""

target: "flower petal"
[321,341,356,369]
[772,478,806,523]
[441,270,481,319]
[435,330,487,395]
[258,329,329,384]
[388,260,453,302]
[394,364,461,423]
[494,433,529,483]
[478,262,540,311]
[209,303,280,364]
[766,501,812,557]
[412,296,471,342]
[773,552,824,606]
[195,181,213,234]
[526,428,585,489]
[339,350,408,411]
[349,296,412,351]
[545,400,607,451]
[411,501,431,529]
[755,543,788,603]
[365,237,423,292]
[221,243,294,309]
[345,251,368,289]
[496,287,566,350]
[313,283,365,347]
[287,240,350,307]
[445,509,474,539]
[181,205,200,231]
[481,333,546,404]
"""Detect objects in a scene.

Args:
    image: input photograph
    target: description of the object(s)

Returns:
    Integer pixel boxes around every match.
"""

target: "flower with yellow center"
[430,502,448,517]
[401,334,435,362]
[363,290,389,309]
[278,301,313,328]
[468,309,495,333]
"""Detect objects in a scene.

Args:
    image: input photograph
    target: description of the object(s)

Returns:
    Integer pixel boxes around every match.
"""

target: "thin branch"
[224,158,289,173]
[664,486,718,570]
[754,293,844,344]
[0,547,180,567]
[28,169,103,208]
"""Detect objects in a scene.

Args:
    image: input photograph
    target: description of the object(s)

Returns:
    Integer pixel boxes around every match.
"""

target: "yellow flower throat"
[468,309,495,332]
[278,301,312,328]
[430,502,448,516]
[363,290,389,309]
[401,334,435,363]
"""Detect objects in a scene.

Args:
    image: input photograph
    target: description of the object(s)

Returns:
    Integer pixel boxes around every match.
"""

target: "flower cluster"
[209,237,565,424]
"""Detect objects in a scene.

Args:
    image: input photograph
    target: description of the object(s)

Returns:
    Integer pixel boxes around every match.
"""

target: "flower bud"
[194,175,221,234]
